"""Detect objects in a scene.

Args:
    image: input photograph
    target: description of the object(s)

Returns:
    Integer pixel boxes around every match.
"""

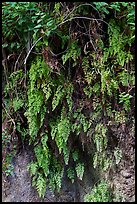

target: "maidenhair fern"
[24,4,134,200]
[107,19,133,66]
[75,162,84,180]
[93,123,109,170]
[84,180,112,202]
[3,2,134,202]
[66,83,74,112]
[52,85,65,111]
[28,162,38,176]
[62,40,81,66]
[55,108,71,164]
[36,174,46,198]
[42,82,52,101]
[72,150,79,162]
[119,92,133,111]
[67,167,75,183]
[72,110,90,135]
[25,57,51,142]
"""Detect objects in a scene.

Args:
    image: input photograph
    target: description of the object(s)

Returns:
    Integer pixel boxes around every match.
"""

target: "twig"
[57,16,111,29]
[2,48,9,86]
[63,3,102,22]
[14,49,24,72]
[128,86,135,93]
[2,102,16,135]
[24,36,43,65]
[49,47,68,57]
[89,21,97,52]
[24,14,110,65]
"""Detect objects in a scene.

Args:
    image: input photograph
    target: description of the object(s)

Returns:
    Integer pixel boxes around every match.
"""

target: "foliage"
[119,92,133,111]
[62,40,81,66]
[67,167,75,183]
[75,162,84,180]
[84,180,112,202]
[55,108,71,164]
[2,2,135,200]
[24,58,50,142]
[93,2,135,33]
[2,129,15,176]
[114,147,122,165]
[35,174,46,198]
[52,85,65,111]
[92,123,112,171]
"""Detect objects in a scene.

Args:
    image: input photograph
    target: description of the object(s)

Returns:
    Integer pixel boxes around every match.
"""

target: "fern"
[25,58,51,142]
[72,150,79,162]
[48,156,64,192]
[50,123,58,140]
[28,162,38,176]
[52,85,65,111]
[3,3,135,201]
[75,162,84,180]
[66,83,74,112]
[34,145,44,167]
[113,110,126,124]
[62,40,81,66]
[82,56,94,85]
[72,110,90,135]
[56,112,71,164]
[13,98,24,112]
[114,147,122,165]
[42,82,52,101]
[107,19,133,66]
[84,180,112,202]
[67,167,75,183]
[36,174,46,198]
[119,92,133,111]
[63,145,70,165]
[93,123,109,170]
[101,68,111,94]
[83,86,93,98]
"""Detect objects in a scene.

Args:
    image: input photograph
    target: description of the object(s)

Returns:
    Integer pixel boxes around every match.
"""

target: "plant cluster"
[84,180,112,202]
[2,2,135,201]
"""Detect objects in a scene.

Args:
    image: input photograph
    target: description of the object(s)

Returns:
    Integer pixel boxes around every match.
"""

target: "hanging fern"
[67,167,75,183]
[36,174,46,198]
[75,162,84,180]
[62,40,81,66]
[52,85,65,111]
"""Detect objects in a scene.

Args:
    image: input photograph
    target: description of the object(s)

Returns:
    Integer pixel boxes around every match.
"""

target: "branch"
[24,36,43,65]
[63,3,102,22]
[14,49,24,72]
[57,16,110,29]
[2,102,16,135]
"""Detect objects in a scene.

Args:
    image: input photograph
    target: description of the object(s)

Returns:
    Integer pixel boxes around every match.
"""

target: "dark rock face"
[2,118,135,202]
[2,147,98,202]
[106,120,135,202]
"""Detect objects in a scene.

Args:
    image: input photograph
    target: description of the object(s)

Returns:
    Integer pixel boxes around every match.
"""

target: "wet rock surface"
[2,150,47,202]
[108,123,135,202]
[2,122,135,203]
[2,147,95,202]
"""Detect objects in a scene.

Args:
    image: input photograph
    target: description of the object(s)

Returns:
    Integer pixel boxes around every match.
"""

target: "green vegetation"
[84,180,112,202]
[2,2,135,201]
